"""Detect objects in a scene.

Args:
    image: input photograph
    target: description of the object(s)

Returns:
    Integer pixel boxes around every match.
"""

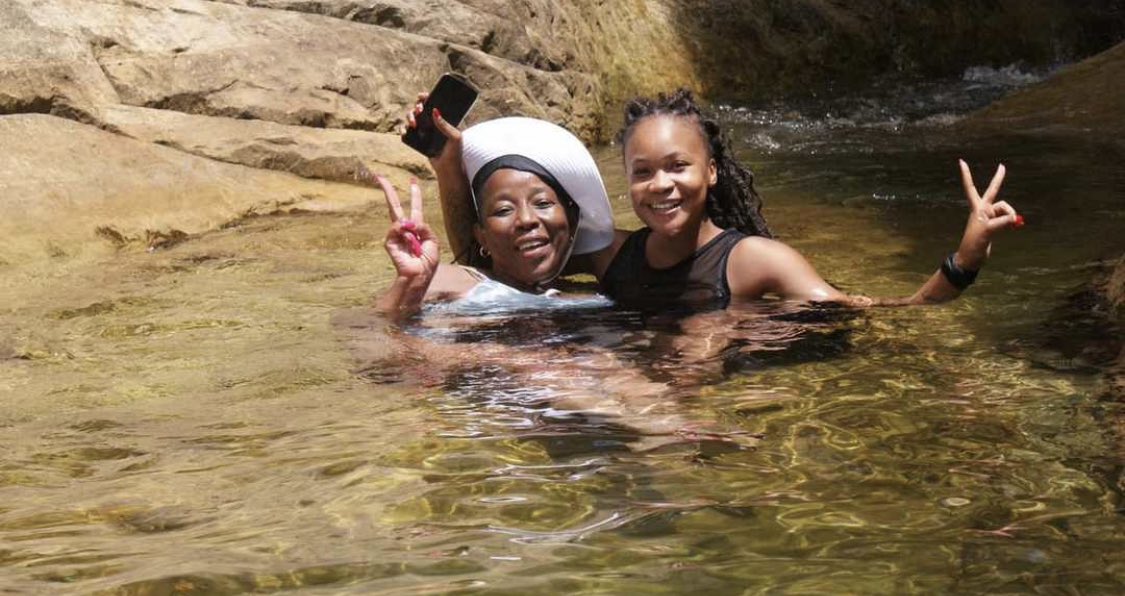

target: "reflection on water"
[3,72,1125,593]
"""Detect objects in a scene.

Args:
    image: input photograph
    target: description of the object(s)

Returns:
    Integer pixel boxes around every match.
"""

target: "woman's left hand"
[953,159,1023,271]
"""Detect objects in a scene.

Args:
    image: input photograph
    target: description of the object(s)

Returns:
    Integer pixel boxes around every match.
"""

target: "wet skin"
[624,115,718,246]
[474,169,575,290]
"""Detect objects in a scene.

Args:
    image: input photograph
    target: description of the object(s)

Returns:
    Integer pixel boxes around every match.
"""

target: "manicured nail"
[1014,214,1025,228]
[406,232,422,257]
[432,107,442,120]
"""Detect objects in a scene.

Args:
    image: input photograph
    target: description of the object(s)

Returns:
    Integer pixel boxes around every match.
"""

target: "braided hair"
[617,89,773,238]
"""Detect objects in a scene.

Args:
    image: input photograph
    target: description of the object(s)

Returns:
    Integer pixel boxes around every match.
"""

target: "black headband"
[470,154,578,219]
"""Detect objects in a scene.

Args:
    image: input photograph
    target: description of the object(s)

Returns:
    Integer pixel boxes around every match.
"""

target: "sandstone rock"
[0,0,119,119]
[17,0,448,131]
[964,41,1125,143]
[230,0,570,71]
[9,0,603,137]
[0,114,414,265]
[98,104,431,183]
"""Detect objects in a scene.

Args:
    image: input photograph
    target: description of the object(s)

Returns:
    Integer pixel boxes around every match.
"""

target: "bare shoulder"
[732,235,794,258]
[426,264,479,301]
[729,236,809,272]
[728,236,842,301]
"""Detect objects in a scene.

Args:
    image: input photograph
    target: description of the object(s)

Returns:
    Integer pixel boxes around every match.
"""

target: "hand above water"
[366,171,440,285]
[405,92,465,180]
[365,167,441,319]
[952,159,1024,271]
[405,91,475,264]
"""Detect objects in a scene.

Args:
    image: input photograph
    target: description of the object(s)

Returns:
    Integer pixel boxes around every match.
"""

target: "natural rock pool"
[2,71,1123,593]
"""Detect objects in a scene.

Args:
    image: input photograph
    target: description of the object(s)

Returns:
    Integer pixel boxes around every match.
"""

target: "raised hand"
[360,167,440,284]
[953,160,1023,270]
[404,91,475,264]
[405,92,464,178]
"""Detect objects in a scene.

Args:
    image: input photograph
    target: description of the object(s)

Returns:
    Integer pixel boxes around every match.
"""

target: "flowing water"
[2,68,1124,593]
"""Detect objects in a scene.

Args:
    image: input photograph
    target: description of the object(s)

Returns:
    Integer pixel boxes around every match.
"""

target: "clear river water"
[2,67,1124,593]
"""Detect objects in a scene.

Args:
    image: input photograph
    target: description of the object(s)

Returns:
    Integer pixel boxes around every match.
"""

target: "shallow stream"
[2,69,1124,593]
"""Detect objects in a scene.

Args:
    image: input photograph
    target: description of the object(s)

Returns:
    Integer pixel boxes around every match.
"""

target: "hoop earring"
[479,246,490,258]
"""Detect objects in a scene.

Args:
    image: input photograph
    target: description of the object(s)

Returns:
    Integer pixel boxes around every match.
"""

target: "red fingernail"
[1015,214,1025,228]
[432,107,442,120]
[406,233,422,257]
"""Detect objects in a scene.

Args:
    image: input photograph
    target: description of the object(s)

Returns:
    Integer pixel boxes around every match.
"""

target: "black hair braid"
[617,89,773,238]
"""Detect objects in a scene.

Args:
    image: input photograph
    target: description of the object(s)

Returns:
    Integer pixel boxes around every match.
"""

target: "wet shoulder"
[726,236,804,298]
[426,264,481,302]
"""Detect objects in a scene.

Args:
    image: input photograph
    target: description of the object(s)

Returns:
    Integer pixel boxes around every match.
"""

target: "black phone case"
[402,74,479,157]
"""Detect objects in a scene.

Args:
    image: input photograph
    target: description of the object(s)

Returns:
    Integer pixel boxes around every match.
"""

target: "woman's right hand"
[366,172,440,284]
[406,92,464,179]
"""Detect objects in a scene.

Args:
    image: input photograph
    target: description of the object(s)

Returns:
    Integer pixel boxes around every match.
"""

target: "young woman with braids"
[591,88,1024,310]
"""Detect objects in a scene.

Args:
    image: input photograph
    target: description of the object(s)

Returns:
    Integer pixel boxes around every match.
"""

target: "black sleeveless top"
[600,228,747,311]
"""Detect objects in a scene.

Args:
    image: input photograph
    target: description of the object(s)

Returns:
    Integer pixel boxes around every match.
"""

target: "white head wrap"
[461,117,614,255]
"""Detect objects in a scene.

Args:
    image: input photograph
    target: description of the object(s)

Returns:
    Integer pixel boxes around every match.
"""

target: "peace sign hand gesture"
[953,160,1024,271]
[360,169,440,284]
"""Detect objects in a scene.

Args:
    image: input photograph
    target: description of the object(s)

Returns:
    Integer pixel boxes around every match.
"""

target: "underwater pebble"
[941,497,971,507]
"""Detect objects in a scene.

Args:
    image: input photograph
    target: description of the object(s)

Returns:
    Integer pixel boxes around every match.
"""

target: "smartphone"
[402,73,479,157]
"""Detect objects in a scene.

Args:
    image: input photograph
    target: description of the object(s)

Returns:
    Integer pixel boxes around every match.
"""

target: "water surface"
[2,69,1124,593]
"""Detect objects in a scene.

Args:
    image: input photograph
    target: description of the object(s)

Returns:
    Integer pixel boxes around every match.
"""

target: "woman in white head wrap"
[375,111,615,319]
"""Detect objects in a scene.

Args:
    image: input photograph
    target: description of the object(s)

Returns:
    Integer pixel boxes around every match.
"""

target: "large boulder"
[0,0,120,119]
[962,41,1125,142]
[6,0,601,136]
[0,114,413,266]
[98,104,431,183]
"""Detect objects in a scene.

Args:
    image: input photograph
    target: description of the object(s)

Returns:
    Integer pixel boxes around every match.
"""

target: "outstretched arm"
[729,160,1022,307]
[896,160,1022,305]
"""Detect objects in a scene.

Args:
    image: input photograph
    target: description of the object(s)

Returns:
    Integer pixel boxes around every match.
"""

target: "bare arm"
[406,94,475,264]
[729,161,1022,307]
[876,160,1022,306]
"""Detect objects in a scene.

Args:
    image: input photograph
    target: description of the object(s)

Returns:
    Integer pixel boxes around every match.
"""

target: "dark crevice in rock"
[0,95,55,116]
[143,79,239,113]
[169,6,206,16]
[480,30,497,55]
[0,95,104,128]
[351,6,405,28]
[122,0,159,12]
[92,224,190,253]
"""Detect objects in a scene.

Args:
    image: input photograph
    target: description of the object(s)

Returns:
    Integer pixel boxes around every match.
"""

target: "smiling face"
[623,115,717,238]
[473,169,575,289]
